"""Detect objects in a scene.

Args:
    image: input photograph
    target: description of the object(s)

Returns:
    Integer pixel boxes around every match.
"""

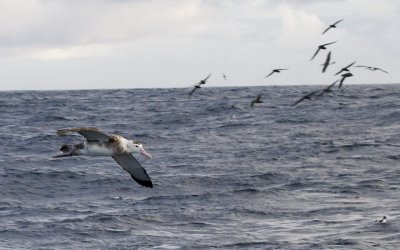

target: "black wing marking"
[112,154,153,188]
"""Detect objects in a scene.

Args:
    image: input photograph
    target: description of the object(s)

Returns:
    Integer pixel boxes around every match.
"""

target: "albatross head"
[127,141,152,159]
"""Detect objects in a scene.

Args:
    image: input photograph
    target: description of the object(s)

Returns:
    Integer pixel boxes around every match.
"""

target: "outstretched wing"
[57,127,110,142]
[322,26,331,34]
[189,87,197,96]
[333,19,344,26]
[310,47,321,61]
[113,154,153,188]
[376,68,389,74]
[79,130,110,142]
[203,73,212,82]
[323,41,337,46]
[265,71,274,78]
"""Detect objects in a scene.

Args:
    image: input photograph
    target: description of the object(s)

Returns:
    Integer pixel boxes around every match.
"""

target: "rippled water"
[1,85,400,249]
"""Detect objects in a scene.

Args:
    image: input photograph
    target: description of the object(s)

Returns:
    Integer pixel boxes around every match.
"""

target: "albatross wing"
[57,127,111,142]
[78,129,111,142]
[112,154,153,188]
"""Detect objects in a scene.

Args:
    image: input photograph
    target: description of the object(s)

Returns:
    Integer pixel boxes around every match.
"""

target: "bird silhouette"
[338,72,353,88]
[291,89,323,107]
[355,65,389,74]
[250,94,263,107]
[311,41,336,61]
[222,73,227,80]
[315,80,339,98]
[322,19,344,34]
[188,73,212,96]
[322,51,332,73]
[265,68,288,78]
[334,61,356,75]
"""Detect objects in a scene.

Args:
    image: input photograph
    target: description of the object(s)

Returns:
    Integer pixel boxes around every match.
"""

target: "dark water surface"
[1,85,399,249]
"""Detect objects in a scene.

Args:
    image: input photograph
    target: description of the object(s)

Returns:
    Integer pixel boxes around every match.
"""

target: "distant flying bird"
[291,89,323,107]
[322,19,344,34]
[338,72,353,88]
[315,80,339,98]
[54,127,153,188]
[310,41,336,61]
[355,65,389,74]
[334,61,356,75]
[265,68,288,78]
[222,73,227,80]
[189,73,212,96]
[322,51,332,73]
[250,94,263,107]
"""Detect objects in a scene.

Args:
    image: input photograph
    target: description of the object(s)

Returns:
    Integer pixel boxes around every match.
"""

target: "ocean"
[1,84,399,249]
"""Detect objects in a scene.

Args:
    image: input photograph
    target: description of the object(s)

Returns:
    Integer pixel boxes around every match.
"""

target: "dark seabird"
[322,51,332,73]
[291,89,323,107]
[334,61,356,75]
[376,216,387,223]
[265,68,288,78]
[250,94,263,107]
[338,72,353,88]
[54,127,153,188]
[355,65,389,74]
[310,41,336,61]
[223,73,227,80]
[315,79,339,98]
[189,73,212,96]
[322,19,344,34]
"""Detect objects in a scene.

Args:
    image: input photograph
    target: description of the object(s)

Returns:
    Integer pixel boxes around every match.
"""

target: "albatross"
[54,127,153,188]
[322,19,344,34]
[265,68,288,78]
[310,41,336,61]
[189,73,212,96]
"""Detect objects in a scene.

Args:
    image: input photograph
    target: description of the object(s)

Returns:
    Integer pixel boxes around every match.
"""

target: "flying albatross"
[335,61,356,75]
[54,127,153,188]
[338,72,353,88]
[310,41,336,61]
[322,51,333,73]
[189,73,212,96]
[291,89,323,107]
[322,19,344,34]
[355,65,389,74]
[265,68,288,78]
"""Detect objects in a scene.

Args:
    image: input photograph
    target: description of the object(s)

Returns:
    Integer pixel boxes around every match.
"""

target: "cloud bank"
[0,0,398,90]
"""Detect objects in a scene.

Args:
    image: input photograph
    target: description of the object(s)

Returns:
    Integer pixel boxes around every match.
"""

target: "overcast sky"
[0,0,399,90]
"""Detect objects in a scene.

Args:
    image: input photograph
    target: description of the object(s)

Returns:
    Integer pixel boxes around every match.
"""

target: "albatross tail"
[53,144,80,158]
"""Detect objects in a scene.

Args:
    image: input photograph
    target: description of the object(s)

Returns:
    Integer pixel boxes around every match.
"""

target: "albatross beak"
[140,147,152,159]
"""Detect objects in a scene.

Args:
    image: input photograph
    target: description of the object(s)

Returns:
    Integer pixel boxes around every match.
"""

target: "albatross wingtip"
[131,174,153,188]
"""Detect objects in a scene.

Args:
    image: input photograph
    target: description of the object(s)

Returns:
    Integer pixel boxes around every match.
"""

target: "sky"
[0,0,399,90]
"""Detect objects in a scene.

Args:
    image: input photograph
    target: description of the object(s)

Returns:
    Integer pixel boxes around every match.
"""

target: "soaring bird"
[54,127,153,188]
[189,73,212,96]
[322,51,332,73]
[322,19,344,34]
[315,80,339,98]
[338,72,353,88]
[291,89,323,107]
[355,65,389,74]
[265,68,288,78]
[250,94,263,107]
[310,41,336,61]
[334,61,356,75]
